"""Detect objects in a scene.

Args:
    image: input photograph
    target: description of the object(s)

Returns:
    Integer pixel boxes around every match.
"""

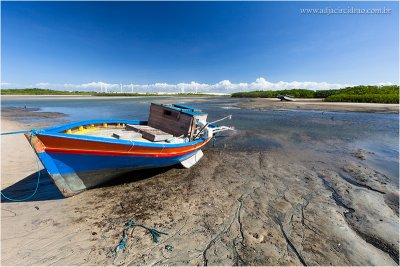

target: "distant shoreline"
[0,89,227,97]
[2,95,398,114]
[0,94,225,101]
[0,94,225,97]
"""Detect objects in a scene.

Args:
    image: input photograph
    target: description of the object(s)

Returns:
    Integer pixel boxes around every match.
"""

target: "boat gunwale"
[38,119,208,148]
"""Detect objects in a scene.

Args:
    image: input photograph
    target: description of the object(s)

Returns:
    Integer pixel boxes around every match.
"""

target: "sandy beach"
[232,98,399,114]
[1,105,398,265]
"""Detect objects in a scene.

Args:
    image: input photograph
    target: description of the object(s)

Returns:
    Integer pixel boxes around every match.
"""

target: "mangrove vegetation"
[231,85,399,104]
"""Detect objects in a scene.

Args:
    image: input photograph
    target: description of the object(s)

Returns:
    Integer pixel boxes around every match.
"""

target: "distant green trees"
[231,89,315,98]
[325,94,398,104]
[319,85,399,104]
[231,85,399,104]
[314,85,398,98]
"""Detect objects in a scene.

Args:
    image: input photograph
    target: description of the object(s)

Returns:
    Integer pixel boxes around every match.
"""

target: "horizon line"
[1,78,398,94]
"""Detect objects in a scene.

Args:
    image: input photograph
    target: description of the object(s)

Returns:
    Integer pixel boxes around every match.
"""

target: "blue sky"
[1,1,399,92]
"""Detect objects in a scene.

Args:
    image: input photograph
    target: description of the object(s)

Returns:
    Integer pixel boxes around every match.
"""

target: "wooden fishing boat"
[25,103,233,197]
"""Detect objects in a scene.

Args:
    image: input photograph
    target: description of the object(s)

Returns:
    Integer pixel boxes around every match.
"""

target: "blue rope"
[115,216,168,253]
[0,129,42,202]
[212,136,216,147]
[116,217,136,251]
[0,130,32,136]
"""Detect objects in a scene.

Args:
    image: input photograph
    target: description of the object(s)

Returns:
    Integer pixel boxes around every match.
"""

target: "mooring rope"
[0,129,42,202]
[115,216,168,253]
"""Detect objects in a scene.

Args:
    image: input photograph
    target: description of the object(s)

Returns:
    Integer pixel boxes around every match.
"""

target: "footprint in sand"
[251,232,266,243]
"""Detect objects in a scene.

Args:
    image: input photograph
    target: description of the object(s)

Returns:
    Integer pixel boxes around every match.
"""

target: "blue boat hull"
[37,149,199,196]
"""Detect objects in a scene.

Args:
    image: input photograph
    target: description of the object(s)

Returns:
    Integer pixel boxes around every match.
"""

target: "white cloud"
[36,82,51,88]
[0,78,396,93]
[376,82,396,86]
[1,82,14,88]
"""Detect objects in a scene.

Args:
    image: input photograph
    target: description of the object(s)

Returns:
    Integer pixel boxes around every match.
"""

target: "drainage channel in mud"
[318,175,355,215]
[338,172,385,194]
[318,175,399,264]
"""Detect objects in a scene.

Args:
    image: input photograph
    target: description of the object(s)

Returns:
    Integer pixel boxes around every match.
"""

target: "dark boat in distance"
[277,94,295,101]
[26,103,234,197]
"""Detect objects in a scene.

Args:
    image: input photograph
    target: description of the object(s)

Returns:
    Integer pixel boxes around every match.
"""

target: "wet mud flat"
[1,106,399,265]
[65,141,397,266]
[1,107,67,120]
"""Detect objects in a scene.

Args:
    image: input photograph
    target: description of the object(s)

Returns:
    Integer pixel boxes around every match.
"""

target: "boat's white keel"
[180,149,204,168]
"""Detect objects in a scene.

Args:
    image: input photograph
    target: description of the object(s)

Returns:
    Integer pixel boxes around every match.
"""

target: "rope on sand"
[0,129,42,202]
[115,216,168,253]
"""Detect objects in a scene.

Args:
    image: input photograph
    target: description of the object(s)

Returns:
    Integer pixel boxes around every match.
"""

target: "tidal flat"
[1,96,399,265]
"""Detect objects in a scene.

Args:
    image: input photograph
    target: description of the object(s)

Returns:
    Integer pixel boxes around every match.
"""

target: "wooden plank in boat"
[126,124,173,142]
[142,131,173,142]
[112,131,142,140]
[126,124,156,132]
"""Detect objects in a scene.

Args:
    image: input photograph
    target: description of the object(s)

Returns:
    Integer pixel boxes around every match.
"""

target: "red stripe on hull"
[37,135,204,154]
[44,138,211,157]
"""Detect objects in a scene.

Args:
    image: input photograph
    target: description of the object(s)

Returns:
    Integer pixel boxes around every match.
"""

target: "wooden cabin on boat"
[69,103,208,143]
[130,103,208,142]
